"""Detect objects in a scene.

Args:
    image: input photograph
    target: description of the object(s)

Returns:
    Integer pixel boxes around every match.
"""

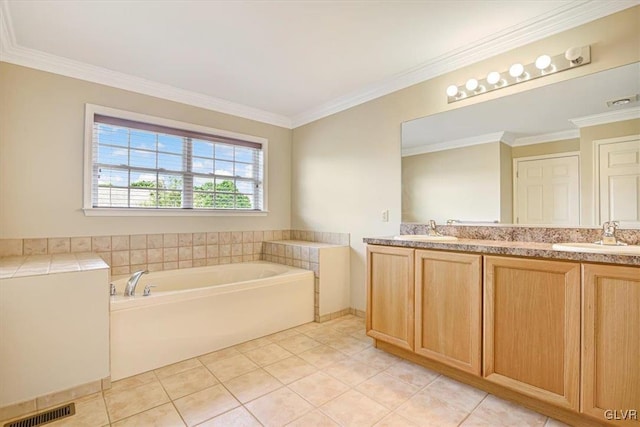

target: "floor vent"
[4,403,75,427]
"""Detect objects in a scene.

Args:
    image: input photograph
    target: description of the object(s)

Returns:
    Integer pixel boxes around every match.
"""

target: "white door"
[514,155,580,224]
[598,136,640,227]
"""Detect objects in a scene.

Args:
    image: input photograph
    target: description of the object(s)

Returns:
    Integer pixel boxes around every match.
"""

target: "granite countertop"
[0,253,109,279]
[363,237,640,266]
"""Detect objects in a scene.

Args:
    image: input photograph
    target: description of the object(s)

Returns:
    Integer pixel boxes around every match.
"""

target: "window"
[84,105,267,215]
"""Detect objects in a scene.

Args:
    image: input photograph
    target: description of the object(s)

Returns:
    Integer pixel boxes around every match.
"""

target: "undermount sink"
[552,242,640,255]
[393,234,459,242]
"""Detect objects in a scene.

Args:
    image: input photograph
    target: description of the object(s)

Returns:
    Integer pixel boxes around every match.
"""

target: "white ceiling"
[1,0,638,128]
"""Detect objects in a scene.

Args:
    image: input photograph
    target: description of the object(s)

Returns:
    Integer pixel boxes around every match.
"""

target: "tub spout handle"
[143,284,157,296]
[110,283,117,296]
[124,270,148,296]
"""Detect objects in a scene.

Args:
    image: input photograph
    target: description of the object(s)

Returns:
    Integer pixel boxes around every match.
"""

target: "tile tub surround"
[400,223,640,245]
[263,240,351,322]
[290,230,350,245]
[0,314,569,427]
[0,230,350,276]
[0,253,109,279]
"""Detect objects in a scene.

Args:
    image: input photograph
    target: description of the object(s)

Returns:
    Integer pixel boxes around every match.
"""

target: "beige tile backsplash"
[0,230,350,277]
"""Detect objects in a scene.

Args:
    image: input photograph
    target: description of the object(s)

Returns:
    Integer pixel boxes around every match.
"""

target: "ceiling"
[1,0,637,128]
[402,62,640,155]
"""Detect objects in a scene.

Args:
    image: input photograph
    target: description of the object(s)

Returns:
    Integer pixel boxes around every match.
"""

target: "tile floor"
[2,315,571,426]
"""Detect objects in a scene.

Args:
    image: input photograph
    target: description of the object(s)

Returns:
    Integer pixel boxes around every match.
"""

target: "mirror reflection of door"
[514,154,580,224]
[597,135,640,227]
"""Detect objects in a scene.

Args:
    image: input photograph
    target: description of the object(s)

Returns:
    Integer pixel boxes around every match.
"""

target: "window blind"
[91,115,264,210]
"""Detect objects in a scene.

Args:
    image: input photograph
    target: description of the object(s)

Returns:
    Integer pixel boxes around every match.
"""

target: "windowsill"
[82,208,269,217]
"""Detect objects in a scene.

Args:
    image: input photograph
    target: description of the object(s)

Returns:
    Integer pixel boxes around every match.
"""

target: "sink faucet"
[124,270,148,296]
[597,221,625,246]
[428,220,443,237]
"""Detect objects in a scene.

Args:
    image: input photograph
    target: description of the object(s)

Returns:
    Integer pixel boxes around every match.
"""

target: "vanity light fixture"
[446,45,591,103]
[509,63,525,78]
[535,54,553,72]
[486,71,502,86]
[465,78,479,91]
[565,46,584,64]
[446,84,460,98]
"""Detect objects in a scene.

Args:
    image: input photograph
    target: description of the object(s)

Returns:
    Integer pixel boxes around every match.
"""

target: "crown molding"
[570,106,640,128]
[402,131,509,157]
[512,129,581,146]
[291,0,640,128]
[2,0,638,129]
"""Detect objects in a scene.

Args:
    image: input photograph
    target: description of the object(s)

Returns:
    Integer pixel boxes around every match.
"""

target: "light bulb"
[509,63,525,78]
[535,54,552,70]
[565,47,583,63]
[486,71,501,85]
[446,85,459,97]
[465,78,479,91]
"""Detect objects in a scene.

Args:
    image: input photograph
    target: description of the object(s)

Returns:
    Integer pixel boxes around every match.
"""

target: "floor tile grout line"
[153,367,189,427]
[239,403,265,427]
[108,400,173,426]
[286,380,350,410]
[168,400,188,427]
[105,369,172,424]
[100,392,113,426]
[316,397,350,427]
[280,384,345,426]
[355,371,431,412]
[455,392,489,426]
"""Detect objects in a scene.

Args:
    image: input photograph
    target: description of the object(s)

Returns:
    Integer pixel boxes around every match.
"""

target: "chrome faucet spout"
[428,219,443,237]
[124,270,148,296]
[596,221,624,246]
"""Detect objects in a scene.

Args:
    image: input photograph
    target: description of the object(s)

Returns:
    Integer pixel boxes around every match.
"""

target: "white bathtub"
[110,261,314,380]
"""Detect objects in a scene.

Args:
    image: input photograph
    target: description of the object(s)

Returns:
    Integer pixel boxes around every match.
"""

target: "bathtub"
[110,261,314,380]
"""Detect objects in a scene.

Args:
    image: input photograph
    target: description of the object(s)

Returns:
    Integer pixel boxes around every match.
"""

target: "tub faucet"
[124,270,148,296]
[428,220,443,237]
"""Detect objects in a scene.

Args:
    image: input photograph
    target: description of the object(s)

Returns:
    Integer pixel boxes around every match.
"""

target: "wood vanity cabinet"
[366,245,415,350]
[483,256,581,411]
[414,250,482,375]
[582,263,640,426]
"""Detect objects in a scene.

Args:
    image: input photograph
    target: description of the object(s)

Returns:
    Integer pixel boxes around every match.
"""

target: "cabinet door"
[366,245,414,350]
[483,256,580,410]
[415,250,482,375]
[582,264,640,426]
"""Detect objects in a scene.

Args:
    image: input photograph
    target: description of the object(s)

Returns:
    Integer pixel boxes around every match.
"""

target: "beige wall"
[512,138,580,158]
[580,118,640,225]
[0,63,293,238]
[292,6,640,311]
[401,142,503,223]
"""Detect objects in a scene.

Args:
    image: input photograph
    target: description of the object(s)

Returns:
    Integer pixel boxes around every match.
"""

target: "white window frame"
[83,104,268,216]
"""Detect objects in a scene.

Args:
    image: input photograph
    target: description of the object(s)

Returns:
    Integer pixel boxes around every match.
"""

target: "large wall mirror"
[402,62,640,228]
